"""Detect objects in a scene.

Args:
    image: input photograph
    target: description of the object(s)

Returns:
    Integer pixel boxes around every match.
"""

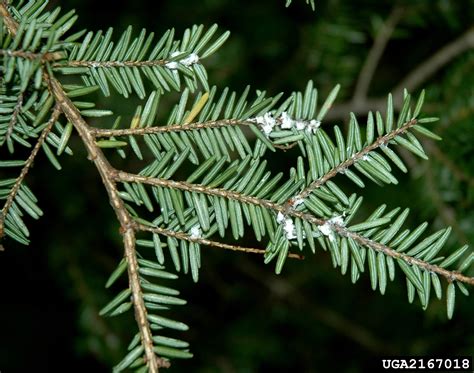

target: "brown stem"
[0,105,60,240]
[92,119,249,137]
[0,3,61,61]
[44,74,166,372]
[0,1,18,35]
[60,59,168,68]
[114,169,325,224]
[136,223,304,260]
[5,91,24,143]
[338,227,474,286]
[0,48,64,61]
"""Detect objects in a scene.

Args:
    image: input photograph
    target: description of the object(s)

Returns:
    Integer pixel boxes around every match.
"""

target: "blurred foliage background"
[1,0,473,371]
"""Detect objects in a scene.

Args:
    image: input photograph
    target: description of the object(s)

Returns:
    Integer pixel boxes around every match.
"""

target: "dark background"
[1,0,473,371]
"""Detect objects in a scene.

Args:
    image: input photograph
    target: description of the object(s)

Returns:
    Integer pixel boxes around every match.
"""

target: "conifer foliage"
[1,0,473,371]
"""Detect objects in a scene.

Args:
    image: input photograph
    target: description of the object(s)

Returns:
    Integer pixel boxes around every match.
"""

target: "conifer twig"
[114,169,325,224]
[92,119,251,137]
[0,48,64,61]
[135,223,304,259]
[5,91,23,142]
[62,59,169,68]
[338,226,474,286]
[0,104,61,240]
[114,170,474,286]
[282,118,418,212]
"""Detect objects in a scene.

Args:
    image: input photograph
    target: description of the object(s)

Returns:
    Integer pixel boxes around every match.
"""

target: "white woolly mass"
[251,111,321,136]
[276,212,297,239]
[181,53,199,66]
[165,61,179,69]
[318,215,345,242]
[283,218,297,240]
[166,51,200,70]
[280,112,293,129]
[254,112,276,135]
[278,111,321,133]
[295,120,306,130]
[307,119,321,133]
[318,222,333,239]
[331,215,345,226]
[190,225,202,238]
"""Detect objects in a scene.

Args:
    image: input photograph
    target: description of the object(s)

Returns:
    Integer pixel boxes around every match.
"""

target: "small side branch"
[339,227,474,286]
[136,223,304,259]
[5,91,24,142]
[0,104,61,240]
[0,48,64,62]
[92,119,251,137]
[61,59,168,68]
[282,119,418,211]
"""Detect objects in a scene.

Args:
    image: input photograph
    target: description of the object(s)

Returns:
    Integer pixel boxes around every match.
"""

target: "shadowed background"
[1,0,473,371]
